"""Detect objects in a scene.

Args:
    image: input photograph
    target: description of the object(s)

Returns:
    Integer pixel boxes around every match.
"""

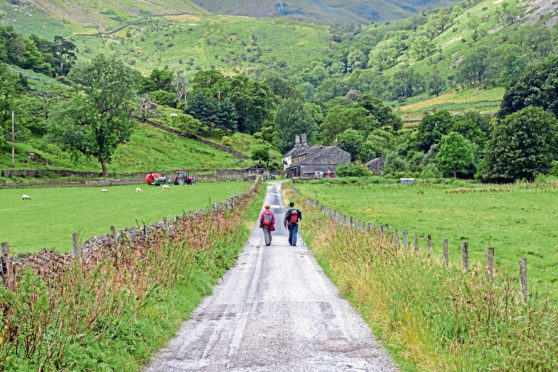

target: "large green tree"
[274,99,315,154]
[498,55,558,118]
[435,132,476,178]
[337,129,363,161]
[0,63,22,143]
[481,106,558,182]
[416,111,455,151]
[48,55,138,176]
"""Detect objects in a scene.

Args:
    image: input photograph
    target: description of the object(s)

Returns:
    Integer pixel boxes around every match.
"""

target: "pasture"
[296,181,558,284]
[0,181,251,254]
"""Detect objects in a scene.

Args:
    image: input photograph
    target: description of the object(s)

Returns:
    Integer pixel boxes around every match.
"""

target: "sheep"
[136,187,143,192]
[22,194,31,200]
[162,184,170,189]
[101,188,108,193]
[170,113,178,117]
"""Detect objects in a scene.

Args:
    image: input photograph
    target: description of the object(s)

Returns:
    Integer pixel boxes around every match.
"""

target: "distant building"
[283,134,350,178]
[365,157,386,176]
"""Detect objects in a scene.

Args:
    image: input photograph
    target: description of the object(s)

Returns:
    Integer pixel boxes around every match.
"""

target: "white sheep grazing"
[136,187,143,192]
[101,188,108,193]
[162,184,170,189]
[22,194,31,200]
[170,113,178,117]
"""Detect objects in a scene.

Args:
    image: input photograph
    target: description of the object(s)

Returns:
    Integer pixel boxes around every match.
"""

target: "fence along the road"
[290,183,558,305]
[0,176,263,284]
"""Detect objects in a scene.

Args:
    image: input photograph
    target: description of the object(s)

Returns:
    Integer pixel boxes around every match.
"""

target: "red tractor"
[173,171,195,185]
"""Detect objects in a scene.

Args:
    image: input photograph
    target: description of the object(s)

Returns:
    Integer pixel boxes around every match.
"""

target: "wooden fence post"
[427,234,432,257]
[486,247,495,282]
[386,226,390,234]
[393,229,399,245]
[520,258,528,302]
[110,226,117,241]
[373,224,377,234]
[72,232,80,258]
[462,241,469,271]
[443,239,448,266]
[379,225,384,237]
[403,230,408,247]
[163,217,168,234]
[414,232,418,252]
[367,223,371,232]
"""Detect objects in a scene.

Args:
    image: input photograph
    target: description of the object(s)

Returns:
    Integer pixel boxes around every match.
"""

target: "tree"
[498,55,558,118]
[457,49,489,86]
[416,111,455,151]
[228,75,275,133]
[390,68,425,99]
[320,105,378,144]
[435,132,476,178]
[274,99,315,153]
[0,63,22,143]
[48,55,138,176]
[426,72,447,96]
[337,129,363,161]
[347,49,367,72]
[451,119,487,150]
[251,146,271,167]
[357,94,402,131]
[142,69,174,93]
[481,106,558,182]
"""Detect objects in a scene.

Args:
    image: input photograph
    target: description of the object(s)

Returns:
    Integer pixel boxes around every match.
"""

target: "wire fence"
[291,183,558,305]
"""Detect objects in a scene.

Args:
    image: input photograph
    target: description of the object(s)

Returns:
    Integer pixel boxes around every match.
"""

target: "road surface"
[145,183,397,371]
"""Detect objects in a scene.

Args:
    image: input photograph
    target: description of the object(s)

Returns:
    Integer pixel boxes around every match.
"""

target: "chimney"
[301,133,307,144]
[295,135,300,145]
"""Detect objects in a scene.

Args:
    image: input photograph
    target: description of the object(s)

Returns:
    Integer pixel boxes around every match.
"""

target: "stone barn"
[284,138,350,178]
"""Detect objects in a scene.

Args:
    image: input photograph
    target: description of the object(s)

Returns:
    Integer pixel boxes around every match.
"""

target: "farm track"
[145,183,396,371]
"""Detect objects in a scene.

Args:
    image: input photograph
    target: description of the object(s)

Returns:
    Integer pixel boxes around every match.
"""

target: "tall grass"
[0,184,263,370]
[284,187,558,371]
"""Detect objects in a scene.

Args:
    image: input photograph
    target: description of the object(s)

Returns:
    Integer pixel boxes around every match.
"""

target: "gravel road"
[145,183,397,371]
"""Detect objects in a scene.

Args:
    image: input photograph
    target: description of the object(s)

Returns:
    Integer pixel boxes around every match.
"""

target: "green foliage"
[435,132,475,178]
[274,99,316,153]
[250,146,270,166]
[141,68,174,93]
[499,55,558,118]
[150,89,176,107]
[481,106,558,182]
[337,129,363,161]
[0,63,22,144]
[170,113,201,135]
[336,161,371,177]
[416,110,455,151]
[48,54,138,176]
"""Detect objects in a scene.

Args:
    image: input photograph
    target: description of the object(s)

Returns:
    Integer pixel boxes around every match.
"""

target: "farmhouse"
[282,134,311,170]
[284,134,350,178]
[366,156,386,175]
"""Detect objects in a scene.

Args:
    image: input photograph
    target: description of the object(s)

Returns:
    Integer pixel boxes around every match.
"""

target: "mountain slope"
[189,0,462,24]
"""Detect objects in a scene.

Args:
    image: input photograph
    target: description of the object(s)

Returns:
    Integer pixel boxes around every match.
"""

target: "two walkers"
[258,201,302,246]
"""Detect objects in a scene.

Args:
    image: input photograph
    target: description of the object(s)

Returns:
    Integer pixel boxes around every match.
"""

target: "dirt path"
[145,183,397,371]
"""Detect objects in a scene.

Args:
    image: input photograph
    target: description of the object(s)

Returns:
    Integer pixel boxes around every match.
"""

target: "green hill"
[188,0,462,25]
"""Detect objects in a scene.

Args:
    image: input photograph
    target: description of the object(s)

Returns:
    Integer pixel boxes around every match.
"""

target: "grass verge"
[0,183,264,370]
[283,185,558,371]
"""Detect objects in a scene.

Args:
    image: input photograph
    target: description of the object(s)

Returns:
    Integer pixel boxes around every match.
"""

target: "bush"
[221,136,234,147]
[336,161,371,177]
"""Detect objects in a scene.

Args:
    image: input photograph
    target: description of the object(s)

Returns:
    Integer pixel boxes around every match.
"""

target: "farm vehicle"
[145,172,196,186]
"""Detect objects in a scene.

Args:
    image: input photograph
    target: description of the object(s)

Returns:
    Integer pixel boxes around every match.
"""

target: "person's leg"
[291,224,298,246]
[288,224,294,245]
[263,227,271,246]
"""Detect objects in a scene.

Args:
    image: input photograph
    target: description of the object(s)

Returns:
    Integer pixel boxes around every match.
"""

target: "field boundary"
[290,182,558,304]
[0,176,263,284]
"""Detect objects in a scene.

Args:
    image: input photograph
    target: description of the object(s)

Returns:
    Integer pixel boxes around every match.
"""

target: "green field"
[0,181,251,254]
[296,181,558,284]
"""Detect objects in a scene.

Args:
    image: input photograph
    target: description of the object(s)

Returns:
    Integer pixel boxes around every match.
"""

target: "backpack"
[289,209,298,224]
[263,210,273,226]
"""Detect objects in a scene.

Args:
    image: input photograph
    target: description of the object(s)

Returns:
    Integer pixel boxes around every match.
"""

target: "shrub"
[221,135,234,147]
[336,161,371,177]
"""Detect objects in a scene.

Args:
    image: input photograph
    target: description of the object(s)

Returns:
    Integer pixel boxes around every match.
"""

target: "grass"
[397,87,505,125]
[294,180,558,284]
[0,181,252,254]
[0,180,264,371]
[0,123,250,173]
[283,185,558,371]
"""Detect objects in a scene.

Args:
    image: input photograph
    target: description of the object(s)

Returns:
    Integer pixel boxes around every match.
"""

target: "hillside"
[189,0,462,25]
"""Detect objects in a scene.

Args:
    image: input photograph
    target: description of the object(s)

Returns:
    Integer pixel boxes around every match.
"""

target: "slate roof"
[283,143,309,158]
[296,146,350,166]
[366,157,386,175]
